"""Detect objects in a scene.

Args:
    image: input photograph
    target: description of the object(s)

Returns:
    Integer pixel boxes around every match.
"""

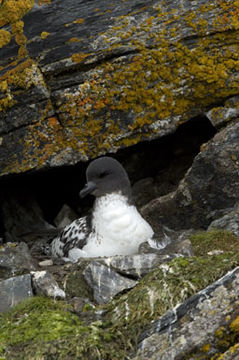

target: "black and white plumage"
[51,157,154,262]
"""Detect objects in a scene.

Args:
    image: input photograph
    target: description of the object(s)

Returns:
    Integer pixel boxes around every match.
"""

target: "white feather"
[80,193,154,258]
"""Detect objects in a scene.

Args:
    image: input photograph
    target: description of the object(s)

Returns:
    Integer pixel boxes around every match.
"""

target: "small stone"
[39,259,53,267]
[31,270,65,299]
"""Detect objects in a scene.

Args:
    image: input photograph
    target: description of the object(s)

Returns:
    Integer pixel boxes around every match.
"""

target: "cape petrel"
[51,157,154,261]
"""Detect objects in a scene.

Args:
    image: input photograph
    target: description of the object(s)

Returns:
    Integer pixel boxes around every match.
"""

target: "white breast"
[82,193,154,257]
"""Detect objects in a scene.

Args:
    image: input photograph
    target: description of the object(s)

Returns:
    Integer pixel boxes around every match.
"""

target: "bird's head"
[80,157,131,199]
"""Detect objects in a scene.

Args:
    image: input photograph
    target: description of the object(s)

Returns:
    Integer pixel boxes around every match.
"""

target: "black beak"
[80,181,96,198]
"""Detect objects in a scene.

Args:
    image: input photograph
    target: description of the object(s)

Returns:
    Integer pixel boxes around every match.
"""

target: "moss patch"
[1,249,239,359]
[0,297,116,360]
[190,229,239,256]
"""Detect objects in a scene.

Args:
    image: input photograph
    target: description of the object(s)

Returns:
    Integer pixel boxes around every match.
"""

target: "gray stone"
[0,242,37,280]
[0,274,33,313]
[54,204,78,228]
[31,270,66,299]
[83,262,137,304]
[39,259,54,267]
[134,267,239,360]
[208,203,239,237]
[207,96,239,128]
[100,253,166,278]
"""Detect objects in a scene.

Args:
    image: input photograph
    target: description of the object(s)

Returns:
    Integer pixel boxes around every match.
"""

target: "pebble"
[39,259,53,267]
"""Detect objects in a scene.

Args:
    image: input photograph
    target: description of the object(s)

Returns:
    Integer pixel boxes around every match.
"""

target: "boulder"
[83,261,137,304]
[0,274,33,313]
[134,267,239,360]
[208,203,239,237]
[142,121,239,232]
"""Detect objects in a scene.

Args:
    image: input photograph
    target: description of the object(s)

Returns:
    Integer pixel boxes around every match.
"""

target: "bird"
[51,156,154,262]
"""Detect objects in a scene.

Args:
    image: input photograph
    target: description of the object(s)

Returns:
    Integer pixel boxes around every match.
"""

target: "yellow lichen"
[40,31,50,39]
[0,59,44,112]
[230,316,239,333]
[71,53,89,63]
[0,29,11,48]
[72,18,84,24]
[0,0,34,27]
[201,344,210,352]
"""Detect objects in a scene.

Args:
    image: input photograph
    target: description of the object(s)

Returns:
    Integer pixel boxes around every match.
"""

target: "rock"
[68,297,95,314]
[142,121,239,232]
[101,253,168,278]
[0,0,239,175]
[83,262,137,304]
[208,203,239,237]
[134,267,239,360]
[54,204,78,228]
[0,274,33,313]
[0,242,37,279]
[31,270,66,299]
[39,259,54,267]
[206,95,239,129]
[2,191,55,242]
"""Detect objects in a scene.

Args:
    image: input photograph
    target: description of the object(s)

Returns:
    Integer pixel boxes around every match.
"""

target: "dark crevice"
[0,114,216,240]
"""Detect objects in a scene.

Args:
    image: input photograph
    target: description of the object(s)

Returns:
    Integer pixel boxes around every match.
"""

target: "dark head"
[80,157,131,199]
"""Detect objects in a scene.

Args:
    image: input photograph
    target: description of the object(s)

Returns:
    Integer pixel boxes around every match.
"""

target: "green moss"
[1,251,239,359]
[190,229,239,256]
[0,297,118,360]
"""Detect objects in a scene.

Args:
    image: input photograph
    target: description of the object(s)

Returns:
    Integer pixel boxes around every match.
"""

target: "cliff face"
[0,0,239,175]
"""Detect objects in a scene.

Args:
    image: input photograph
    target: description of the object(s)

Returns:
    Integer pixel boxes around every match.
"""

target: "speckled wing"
[51,216,91,258]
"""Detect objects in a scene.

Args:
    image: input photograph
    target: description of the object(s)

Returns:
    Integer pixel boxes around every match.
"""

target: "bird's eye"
[99,171,109,178]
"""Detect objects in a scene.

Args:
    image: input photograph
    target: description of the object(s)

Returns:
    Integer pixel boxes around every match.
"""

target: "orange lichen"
[73,18,85,24]
[38,0,51,5]
[67,37,82,43]
[71,53,89,63]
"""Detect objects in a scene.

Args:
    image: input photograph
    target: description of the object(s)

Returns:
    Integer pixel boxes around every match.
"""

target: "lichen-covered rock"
[207,95,239,129]
[1,0,239,175]
[133,267,239,360]
[0,274,33,313]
